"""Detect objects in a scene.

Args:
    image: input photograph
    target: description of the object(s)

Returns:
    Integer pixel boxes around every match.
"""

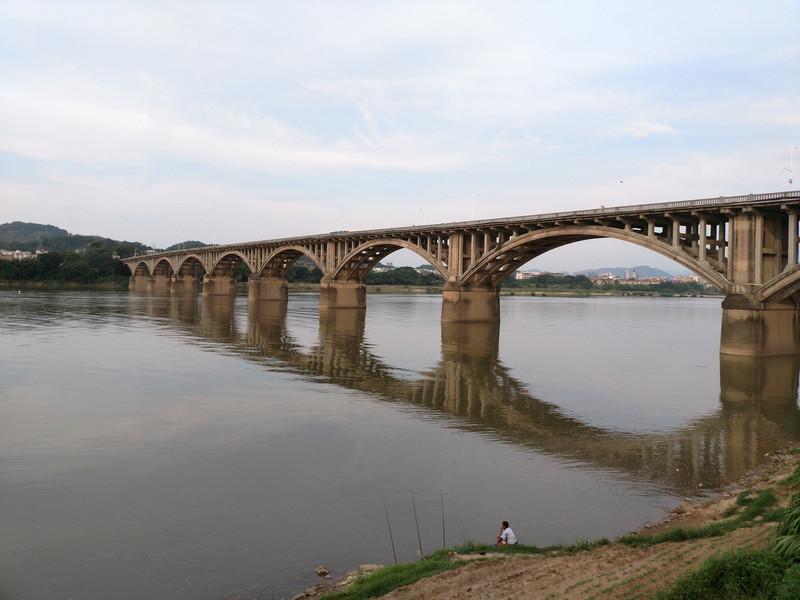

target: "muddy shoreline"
[292,447,799,599]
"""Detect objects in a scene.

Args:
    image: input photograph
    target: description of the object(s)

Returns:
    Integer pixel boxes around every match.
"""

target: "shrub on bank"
[656,550,788,600]
[658,463,800,599]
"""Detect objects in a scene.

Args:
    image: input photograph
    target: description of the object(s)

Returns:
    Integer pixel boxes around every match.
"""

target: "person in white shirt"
[496,520,517,545]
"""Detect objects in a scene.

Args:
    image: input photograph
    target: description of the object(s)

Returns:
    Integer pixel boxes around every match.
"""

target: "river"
[1,291,799,599]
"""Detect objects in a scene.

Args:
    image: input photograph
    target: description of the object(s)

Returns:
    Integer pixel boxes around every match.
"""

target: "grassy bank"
[656,462,800,599]
[312,454,800,600]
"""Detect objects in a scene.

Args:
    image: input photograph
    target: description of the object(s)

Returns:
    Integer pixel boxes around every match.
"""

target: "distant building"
[673,274,703,284]
[624,269,637,280]
[514,271,542,280]
[0,249,42,261]
[372,262,395,273]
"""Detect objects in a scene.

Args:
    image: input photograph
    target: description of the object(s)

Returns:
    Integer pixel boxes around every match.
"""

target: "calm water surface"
[2,291,799,599]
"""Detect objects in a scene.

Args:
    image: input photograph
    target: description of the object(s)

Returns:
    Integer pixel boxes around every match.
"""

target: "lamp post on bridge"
[785,146,799,186]
[619,179,628,204]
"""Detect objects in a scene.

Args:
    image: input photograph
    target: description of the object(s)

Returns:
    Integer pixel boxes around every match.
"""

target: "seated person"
[496,521,517,545]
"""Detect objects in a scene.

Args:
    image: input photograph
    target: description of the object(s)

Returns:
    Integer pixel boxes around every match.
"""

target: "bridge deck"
[129,190,800,256]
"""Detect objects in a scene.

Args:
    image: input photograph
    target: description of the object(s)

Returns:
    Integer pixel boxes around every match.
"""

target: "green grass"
[781,462,800,487]
[657,472,800,600]
[655,549,789,600]
[777,563,800,599]
[321,551,463,600]
[454,537,611,556]
[619,489,781,548]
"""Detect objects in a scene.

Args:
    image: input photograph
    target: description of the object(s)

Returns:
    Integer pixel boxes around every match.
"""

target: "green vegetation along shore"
[289,449,800,599]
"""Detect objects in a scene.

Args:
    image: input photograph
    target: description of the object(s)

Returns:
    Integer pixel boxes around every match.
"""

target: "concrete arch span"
[176,255,207,278]
[258,245,326,278]
[459,226,731,292]
[152,258,174,277]
[757,268,800,305]
[132,261,151,277]
[209,251,256,277]
[330,239,448,282]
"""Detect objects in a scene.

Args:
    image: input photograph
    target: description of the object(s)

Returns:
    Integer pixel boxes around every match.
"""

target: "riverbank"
[294,447,800,599]
[0,279,128,290]
[1,280,722,299]
[288,282,721,298]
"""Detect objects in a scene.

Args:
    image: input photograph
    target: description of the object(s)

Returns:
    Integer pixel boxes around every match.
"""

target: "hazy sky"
[2,1,799,272]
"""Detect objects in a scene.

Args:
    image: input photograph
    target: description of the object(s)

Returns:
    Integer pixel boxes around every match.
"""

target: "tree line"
[1,248,713,295]
[0,241,134,283]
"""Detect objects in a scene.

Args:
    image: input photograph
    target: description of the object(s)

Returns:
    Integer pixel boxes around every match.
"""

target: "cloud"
[0,81,471,172]
[622,120,679,140]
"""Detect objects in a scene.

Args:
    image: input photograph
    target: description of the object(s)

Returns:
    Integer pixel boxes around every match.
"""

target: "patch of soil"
[379,448,799,599]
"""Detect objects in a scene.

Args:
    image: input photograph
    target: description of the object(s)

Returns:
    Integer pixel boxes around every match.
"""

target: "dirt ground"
[382,525,772,600]
[379,450,797,600]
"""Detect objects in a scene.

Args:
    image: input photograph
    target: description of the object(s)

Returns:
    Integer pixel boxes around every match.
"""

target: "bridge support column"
[171,274,201,295]
[129,275,153,293]
[151,274,172,293]
[441,285,500,323]
[319,280,366,309]
[202,274,235,296]
[720,296,800,356]
[248,275,288,302]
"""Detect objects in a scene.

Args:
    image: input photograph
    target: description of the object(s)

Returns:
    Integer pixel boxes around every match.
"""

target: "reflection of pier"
[140,295,800,494]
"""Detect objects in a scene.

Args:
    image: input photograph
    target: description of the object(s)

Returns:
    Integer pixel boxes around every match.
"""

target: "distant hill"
[0,221,150,255]
[0,222,70,245]
[575,265,680,279]
[1,222,114,252]
[0,222,216,258]
[165,241,209,251]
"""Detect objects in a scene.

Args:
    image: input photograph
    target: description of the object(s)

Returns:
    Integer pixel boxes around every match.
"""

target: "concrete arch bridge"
[123,191,800,354]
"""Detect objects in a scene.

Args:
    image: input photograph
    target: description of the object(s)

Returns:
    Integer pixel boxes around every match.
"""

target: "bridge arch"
[209,251,256,277]
[758,268,800,304]
[258,245,325,278]
[176,255,207,278]
[152,258,174,277]
[331,239,448,282]
[460,226,730,291]
[132,261,151,277]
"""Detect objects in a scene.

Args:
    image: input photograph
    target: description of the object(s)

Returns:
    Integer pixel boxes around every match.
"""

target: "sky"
[1,1,799,273]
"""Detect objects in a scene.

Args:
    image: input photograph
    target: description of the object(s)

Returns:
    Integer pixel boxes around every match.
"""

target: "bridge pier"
[248,275,288,302]
[319,280,366,309]
[202,274,236,296]
[151,273,172,293]
[441,285,500,323]
[129,275,153,293]
[170,274,201,295]
[720,296,800,356]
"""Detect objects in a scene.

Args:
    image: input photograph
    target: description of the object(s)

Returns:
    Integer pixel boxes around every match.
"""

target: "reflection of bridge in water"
[136,294,800,495]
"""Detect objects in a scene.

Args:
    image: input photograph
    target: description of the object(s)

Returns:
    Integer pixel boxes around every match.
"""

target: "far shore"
[1,280,724,299]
